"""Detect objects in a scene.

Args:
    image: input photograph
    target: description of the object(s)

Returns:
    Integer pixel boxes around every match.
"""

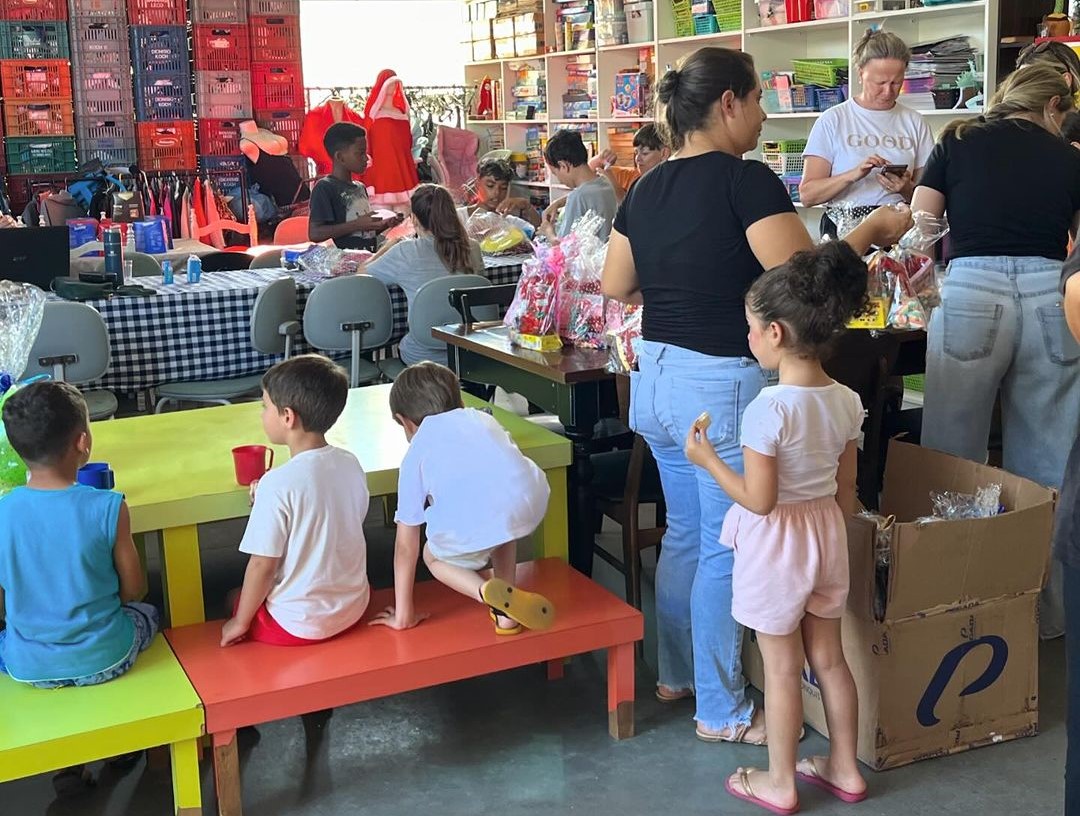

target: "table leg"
[547,658,565,681]
[160,525,204,627]
[565,430,596,576]
[607,641,635,740]
[213,730,243,816]
[170,737,202,816]
[535,467,568,561]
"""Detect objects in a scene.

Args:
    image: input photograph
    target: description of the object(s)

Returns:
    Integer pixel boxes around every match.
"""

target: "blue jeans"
[923,256,1080,637]
[630,340,766,731]
[1067,560,1080,815]
[0,603,159,689]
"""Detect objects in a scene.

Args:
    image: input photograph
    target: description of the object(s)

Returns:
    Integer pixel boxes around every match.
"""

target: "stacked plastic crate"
[248,0,303,174]
[128,0,195,171]
[192,0,248,181]
[70,0,135,169]
[0,0,74,209]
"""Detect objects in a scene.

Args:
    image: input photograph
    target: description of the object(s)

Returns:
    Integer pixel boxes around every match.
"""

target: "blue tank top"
[0,485,134,682]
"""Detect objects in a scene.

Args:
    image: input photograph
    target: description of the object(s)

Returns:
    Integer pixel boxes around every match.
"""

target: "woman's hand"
[845,155,888,183]
[878,168,914,200]
[863,204,913,247]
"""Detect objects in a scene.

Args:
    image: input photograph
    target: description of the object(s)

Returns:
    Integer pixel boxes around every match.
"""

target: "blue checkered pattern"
[71,259,527,393]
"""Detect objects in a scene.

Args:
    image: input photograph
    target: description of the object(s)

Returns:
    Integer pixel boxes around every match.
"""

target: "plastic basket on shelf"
[814,85,845,111]
[781,174,801,203]
[127,0,185,26]
[0,22,69,59]
[71,0,126,17]
[74,65,134,115]
[191,0,246,24]
[790,84,816,112]
[762,151,804,175]
[671,0,693,37]
[195,70,253,118]
[4,100,74,136]
[136,119,196,170]
[692,13,719,34]
[77,135,137,166]
[0,60,72,100]
[70,19,129,68]
[130,25,187,73]
[252,61,302,109]
[792,58,848,88]
[248,16,301,62]
[134,71,193,120]
[248,0,298,14]
[757,0,786,25]
[761,138,807,153]
[6,136,77,173]
[192,24,251,71]
[1,0,67,21]
[198,118,242,156]
[254,107,301,151]
[713,0,739,30]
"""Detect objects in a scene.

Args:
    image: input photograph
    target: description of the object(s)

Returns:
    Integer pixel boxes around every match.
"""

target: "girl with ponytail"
[366,184,484,366]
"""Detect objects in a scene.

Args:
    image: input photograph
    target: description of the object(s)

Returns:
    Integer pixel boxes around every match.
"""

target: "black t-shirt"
[613,152,795,358]
[308,175,377,250]
[919,119,1080,261]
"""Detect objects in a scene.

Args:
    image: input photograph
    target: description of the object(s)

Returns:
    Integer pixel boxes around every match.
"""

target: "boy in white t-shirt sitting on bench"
[371,362,555,635]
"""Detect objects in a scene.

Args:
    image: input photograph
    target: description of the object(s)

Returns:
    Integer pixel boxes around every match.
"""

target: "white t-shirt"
[395,408,550,556]
[739,383,864,504]
[240,445,370,639]
[803,99,934,206]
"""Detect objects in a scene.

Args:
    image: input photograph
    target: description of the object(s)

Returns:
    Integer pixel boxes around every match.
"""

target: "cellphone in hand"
[881,164,908,177]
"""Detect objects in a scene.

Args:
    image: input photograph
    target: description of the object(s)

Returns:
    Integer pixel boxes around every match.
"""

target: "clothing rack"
[305,85,472,131]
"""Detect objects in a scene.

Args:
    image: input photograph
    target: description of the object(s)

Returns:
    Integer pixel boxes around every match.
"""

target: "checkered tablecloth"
[74,258,526,393]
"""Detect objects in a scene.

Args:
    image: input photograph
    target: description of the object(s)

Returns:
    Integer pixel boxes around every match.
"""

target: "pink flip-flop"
[795,758,868,804]
[725,768,800,815]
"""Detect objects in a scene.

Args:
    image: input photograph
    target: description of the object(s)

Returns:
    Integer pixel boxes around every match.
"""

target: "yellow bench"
[0,636,204,815]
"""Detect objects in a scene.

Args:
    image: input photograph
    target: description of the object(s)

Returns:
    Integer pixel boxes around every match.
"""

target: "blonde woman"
[912,65,1080,638]
[800,30,934,236]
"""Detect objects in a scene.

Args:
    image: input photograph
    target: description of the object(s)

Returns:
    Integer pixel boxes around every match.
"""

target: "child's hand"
[220,616,249,647]
[248,479,259,506]
[368,605,430,630]
[685,420,719,469]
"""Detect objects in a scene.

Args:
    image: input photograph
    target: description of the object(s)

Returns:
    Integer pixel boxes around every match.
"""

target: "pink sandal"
[725,768,800,815]
[795,758,868,804]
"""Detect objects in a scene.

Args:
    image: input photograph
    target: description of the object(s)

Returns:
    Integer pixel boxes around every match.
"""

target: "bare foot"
[727,767,798,812]
[697,708,768,743]
[797,755,867,798]
[494,612,519,631]
[656,684,694,702]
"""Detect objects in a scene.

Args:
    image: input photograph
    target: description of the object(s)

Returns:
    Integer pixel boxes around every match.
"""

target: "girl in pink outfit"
[685,241,870,815]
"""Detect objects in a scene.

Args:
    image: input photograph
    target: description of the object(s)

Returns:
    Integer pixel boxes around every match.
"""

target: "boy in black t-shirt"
[308,123,403,250]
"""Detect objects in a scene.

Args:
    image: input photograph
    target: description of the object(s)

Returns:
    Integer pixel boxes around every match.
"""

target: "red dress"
[299,99,365,178]
[361,69,419,207]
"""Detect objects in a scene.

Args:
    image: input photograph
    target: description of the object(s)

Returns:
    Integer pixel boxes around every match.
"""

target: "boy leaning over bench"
[372,362,556,635]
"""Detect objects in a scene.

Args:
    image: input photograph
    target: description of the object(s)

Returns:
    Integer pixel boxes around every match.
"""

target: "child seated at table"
[371,362,555,635]
[221,354,371,648]
[467,158,541,229]
[0,381,158,793]
[540,129,618,242]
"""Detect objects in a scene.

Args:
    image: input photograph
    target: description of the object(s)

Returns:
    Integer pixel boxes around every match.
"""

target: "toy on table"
[0,281,46,496]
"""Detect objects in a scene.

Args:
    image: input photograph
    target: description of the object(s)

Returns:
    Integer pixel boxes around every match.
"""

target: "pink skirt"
[720,496,849,636]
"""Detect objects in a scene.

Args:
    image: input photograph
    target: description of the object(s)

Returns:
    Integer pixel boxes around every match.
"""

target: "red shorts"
[231,597,324,647]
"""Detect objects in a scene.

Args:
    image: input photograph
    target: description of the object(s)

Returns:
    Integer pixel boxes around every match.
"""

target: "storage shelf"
[766,112,823,119]
[598,116,653,123]
[918,107,984,115]
[514,180,550,187]
[852,0,985,23]
[466,118,510,125]
[598,41,653,52]
[504,117,549,124]
[745,18,847,35]
[657,30,741,46]
[545,48,597,59]
[550,117,598,123]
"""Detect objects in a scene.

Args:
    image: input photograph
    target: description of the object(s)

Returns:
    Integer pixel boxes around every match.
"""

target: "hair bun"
[656,68,680,104]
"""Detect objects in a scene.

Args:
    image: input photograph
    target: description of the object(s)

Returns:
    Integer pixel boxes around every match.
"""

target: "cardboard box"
[514,11,543,33]
[472,38,496,62]
[743,442,1055,770]
[494,36,517,58]
[471,18,493,40]
[492,16,516,39]
[515,32,543,56]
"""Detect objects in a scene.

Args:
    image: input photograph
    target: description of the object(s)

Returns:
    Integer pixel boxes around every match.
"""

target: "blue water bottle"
[103,226,124,287]
[162,259,174,284]
[186,254,202,284]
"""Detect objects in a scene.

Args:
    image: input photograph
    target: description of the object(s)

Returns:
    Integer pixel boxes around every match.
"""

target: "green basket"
[762,138,808,153]
[903,375,925,393]
[714,0,740,30]
[672,0,694,37]
[792,58,848,88]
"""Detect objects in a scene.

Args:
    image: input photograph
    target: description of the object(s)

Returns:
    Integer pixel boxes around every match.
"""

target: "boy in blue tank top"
[0,381,158,794]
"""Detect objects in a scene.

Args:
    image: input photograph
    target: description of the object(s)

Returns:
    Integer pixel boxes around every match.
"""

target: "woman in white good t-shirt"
[800,31,934,232]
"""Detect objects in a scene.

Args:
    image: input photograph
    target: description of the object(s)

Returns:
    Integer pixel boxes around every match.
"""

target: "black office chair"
[448,283,517,329]
[200,251,254,272]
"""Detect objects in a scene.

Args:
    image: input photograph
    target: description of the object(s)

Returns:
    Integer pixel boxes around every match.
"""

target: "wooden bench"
[0,636,204,815]
[166,558,643,816]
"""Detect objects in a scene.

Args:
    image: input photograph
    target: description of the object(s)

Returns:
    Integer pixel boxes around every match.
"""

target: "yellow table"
[91,385,572,627]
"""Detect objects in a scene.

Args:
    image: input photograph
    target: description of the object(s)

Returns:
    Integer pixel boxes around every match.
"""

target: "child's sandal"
[480,578,555,631]
[489,609,523,636]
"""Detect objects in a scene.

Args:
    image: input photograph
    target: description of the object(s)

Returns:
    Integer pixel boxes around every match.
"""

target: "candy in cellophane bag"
[504,241,564,351]
[466,210,533,256]
[557,211,609,348]
[847,250,899,329]
[297,245,372,278]
[605,303,642,372]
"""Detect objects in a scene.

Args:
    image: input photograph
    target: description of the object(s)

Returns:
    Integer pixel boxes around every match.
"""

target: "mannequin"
[240,119,308,207]
[362,69,420,207]
[299,94,365,177]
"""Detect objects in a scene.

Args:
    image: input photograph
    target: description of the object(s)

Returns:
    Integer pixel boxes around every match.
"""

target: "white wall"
[300,0,465,89]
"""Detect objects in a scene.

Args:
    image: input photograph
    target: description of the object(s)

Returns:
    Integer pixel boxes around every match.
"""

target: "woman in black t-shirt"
[912,66,1080,641]
[601,45,908,765]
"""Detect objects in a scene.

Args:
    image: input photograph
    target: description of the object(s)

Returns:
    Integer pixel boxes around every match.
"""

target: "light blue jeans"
[630,340,767,731]
[923,256,1080,637]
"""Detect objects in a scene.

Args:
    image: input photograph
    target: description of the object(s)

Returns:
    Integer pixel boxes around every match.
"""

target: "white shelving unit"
[462,0,998,211]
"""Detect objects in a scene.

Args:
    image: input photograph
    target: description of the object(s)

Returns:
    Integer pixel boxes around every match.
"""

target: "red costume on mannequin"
[362,69,419,207]
[299,98,364,177]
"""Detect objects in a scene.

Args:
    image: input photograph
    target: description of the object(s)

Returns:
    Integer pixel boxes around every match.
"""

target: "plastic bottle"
[186,254,202,284]
[162,259,174,285]
[37,212,46,227]
[98,211,111,241]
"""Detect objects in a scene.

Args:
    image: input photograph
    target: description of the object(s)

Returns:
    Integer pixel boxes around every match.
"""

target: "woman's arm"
[600,229,642,304]
[746,206,911,271]
[910,186,946,218]
[685,427,779,516]
[799,155,887,207]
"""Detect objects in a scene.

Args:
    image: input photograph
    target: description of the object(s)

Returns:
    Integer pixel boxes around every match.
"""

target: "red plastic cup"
[232,445,274,486]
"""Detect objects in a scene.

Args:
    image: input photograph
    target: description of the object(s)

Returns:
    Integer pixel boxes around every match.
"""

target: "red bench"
[166,558,643,816]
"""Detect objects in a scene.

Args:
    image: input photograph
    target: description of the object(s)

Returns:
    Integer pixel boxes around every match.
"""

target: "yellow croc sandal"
[489,609,523,636]
[480,578,555,631]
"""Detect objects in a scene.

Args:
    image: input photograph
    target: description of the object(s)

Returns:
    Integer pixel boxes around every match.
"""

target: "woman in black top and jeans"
[602,46,908,753]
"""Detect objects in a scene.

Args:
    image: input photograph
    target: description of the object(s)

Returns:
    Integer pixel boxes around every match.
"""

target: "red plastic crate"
[248,15,300,62]
[199,117,242,156]
[252,61,302,110]
[136,120,196,170]
[0,59,72,100]
[192,24,250,71]
[4,99,74,136]
[127,0,184,25]
[71,0,126,16]
[254,107,301,152]
[1,0,67,21]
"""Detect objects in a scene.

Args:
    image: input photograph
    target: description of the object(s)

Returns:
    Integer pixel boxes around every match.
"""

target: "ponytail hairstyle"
[655,46,757,151]
[942,64,1073,141]
[410,184,473,273]
[852,29,911,71]
[746,241,869,359]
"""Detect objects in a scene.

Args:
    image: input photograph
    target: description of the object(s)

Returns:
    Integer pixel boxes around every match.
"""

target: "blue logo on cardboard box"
[916,635,1009,727]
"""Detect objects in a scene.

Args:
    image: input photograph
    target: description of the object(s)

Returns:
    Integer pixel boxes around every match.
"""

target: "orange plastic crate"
[4,99,74,136]
[136,119,196,170]
[0,59,72,100]
[128,0,184,25]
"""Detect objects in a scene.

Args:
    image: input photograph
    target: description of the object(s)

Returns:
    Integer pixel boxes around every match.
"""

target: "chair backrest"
[127,251,162,277]
[410,274,492,344]
[24,301,110,384]
[200,251,254,272]
[250,277,298,356]
[273,216,310,245]
[250,250,283,270]
[190,202,258,249]
[303,275,394,353]
[449,282,516,327]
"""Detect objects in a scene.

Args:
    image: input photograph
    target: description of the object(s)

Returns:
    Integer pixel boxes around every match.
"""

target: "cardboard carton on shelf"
[494,37,517,59]
[743,441,1055,771]
[472,38,496,62]
[492,16,516,39]
[515,32,544,56]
